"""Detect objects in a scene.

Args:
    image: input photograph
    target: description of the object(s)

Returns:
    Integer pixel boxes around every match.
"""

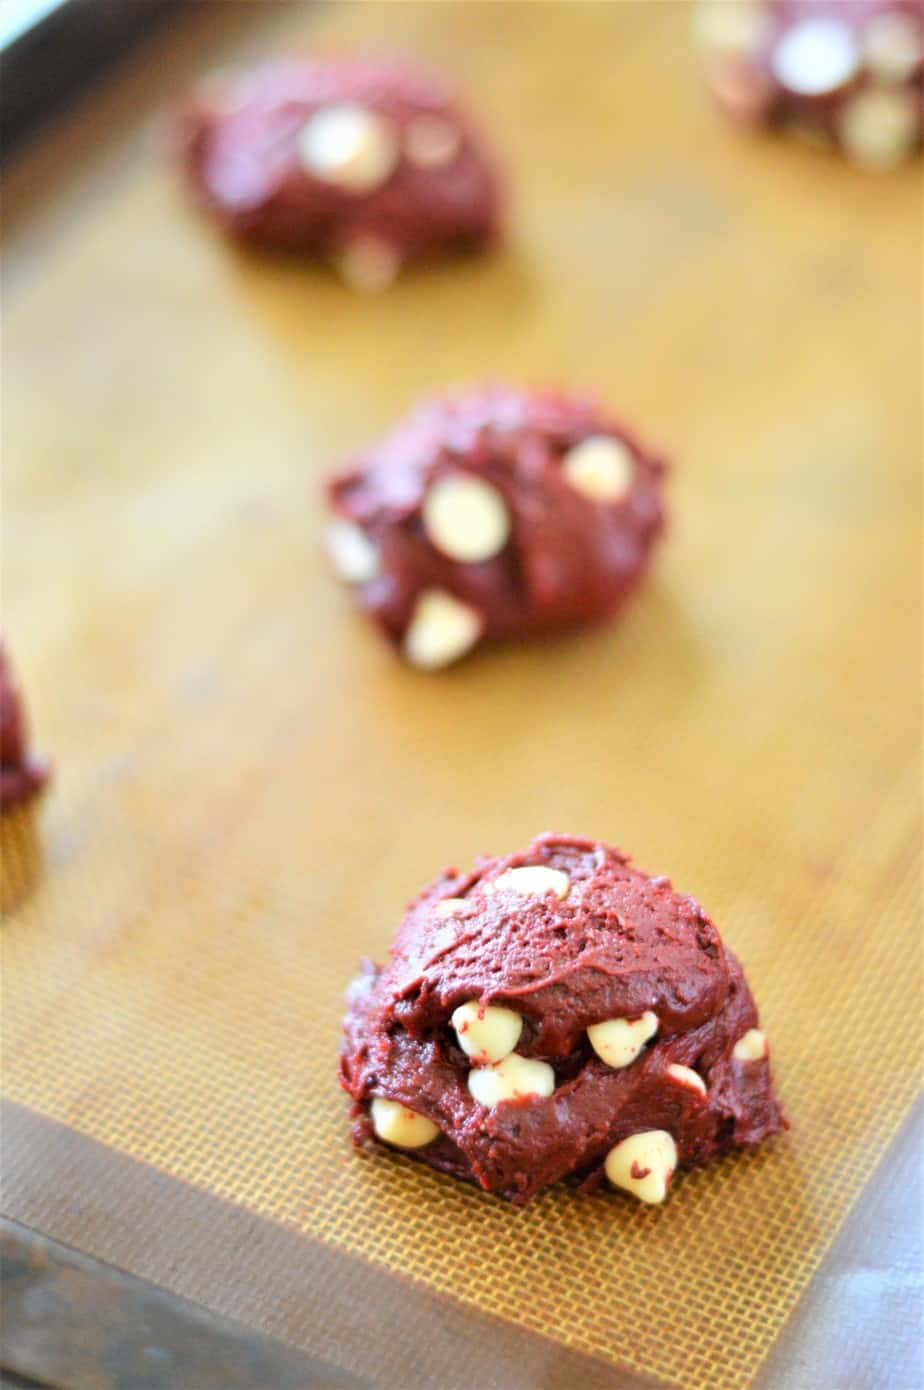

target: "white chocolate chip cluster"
[191,55,505,285]
[294,100,467,291]
[326,467,513,670]
[371,862,579,1146]
[598,1026,771,1203]
[299,102,463,194]
[324,387,663,672]
[453,1001,554,1106]
[344,836,784,1207]
[402,469,514,668]
[694,0,922,168]
[587,1010,715,1203]
[589,1011,673,1203]
[328,437,638,670]
[449,863,573,1107]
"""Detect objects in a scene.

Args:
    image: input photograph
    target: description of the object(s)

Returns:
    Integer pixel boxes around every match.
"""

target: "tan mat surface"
[2,3,921,1388]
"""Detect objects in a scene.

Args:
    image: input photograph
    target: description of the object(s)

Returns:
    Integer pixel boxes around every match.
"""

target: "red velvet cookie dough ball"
[179,55,504,288]
[0,641,49,812]
[339,833,786,1206]
[694,0,923,168]
[324,385,667,668]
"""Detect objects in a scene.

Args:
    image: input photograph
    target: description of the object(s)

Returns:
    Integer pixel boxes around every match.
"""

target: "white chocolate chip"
[605,1130,677,1204]
[421,474,511,563]
[403,589,483,669]
[733,1027,768,1062]
[840,86,918,169]
[452,1001,523,1064]
[467,1053,555,1107]
[405,115,462,168]
[772,18,861,96]
[587,1011,659,1069]
[335,236,401,293]
[667,1064,707,1096]
[325,519,380,584]
[692,0,771,56]
[561,436,634,503]
[299,103,399,192]
[435,897,467,917]
[370,1097,440,1148]
[862,11,923,83]
[490,865,570,900]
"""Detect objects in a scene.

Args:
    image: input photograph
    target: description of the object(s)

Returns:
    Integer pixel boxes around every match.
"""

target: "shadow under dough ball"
[340,833,786,1206]
[695,0,923,168]
[324,384,668,668]
[178,54,504,289]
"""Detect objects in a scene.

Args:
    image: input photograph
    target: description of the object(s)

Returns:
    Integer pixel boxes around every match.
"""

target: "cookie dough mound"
[0,641,49,812]
[179,54,503,287]
[339,833,786,1205]
[325,385,667,668]
[695,0,923,169]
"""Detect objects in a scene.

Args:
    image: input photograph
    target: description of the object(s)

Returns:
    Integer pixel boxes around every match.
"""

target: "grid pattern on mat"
[2,754,920,1390]
[2,3,922,1389]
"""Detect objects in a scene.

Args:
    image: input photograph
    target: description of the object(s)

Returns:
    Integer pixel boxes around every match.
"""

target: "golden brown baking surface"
[2,3,920,1388]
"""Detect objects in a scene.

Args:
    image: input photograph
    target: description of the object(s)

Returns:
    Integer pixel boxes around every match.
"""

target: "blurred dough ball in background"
[694,0,923,169]
[178,54,504,290]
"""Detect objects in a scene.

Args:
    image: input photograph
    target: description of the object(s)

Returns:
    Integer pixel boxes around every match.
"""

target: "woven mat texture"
[2,4,921,1387]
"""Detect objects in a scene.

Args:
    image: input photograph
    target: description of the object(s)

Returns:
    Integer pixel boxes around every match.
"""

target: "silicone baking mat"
[2,3,921,1387]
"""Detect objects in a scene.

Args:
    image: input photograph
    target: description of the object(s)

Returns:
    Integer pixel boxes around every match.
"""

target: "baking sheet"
[2,3,921,1387]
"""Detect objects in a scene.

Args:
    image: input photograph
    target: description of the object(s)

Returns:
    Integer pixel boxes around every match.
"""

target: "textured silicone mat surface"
[2,4,921,1388]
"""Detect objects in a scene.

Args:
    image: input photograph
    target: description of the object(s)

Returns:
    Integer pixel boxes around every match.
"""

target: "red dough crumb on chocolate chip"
[178,54,504,286]
[324,384,668,668]
[694,0,923,168]
[0,641,49,813]
[339,833,787,1206]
